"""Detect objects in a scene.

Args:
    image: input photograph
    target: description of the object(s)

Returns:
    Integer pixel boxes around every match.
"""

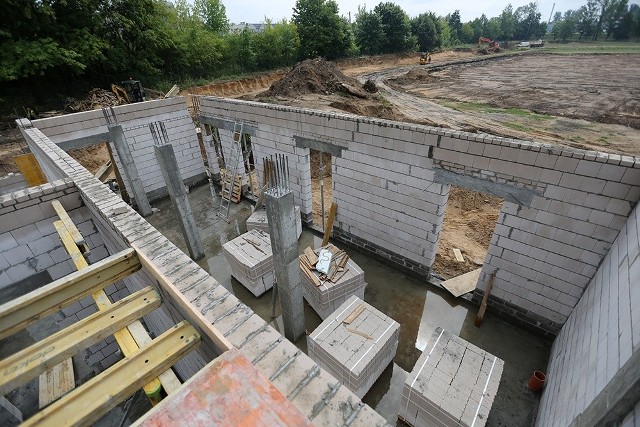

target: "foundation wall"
[29,97,206,201]
[17,122,387,427]
[0,173,27,195]
[536,199,640,426]
[200,97,640,334]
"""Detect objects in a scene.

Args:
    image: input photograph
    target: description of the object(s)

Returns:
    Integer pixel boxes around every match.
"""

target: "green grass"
[442,101,553,121]
[503,122,532,132]
[538,40,640,55]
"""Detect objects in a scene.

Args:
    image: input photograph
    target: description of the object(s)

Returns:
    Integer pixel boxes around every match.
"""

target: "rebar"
[149,121,169,146]
[264,154,290,197]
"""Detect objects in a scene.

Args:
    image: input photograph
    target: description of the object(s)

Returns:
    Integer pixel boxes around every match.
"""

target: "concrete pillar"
[154,143,205,261]
[265,190,305,342]
[201,124,221,180]
[108,125,152,217]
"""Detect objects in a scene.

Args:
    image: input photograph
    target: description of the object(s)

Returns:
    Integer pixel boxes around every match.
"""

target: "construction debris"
[441,268,481,298]
[299,244,366,319]
[64,89,121,113]
[307,295,399,398]
[398,328,503,427]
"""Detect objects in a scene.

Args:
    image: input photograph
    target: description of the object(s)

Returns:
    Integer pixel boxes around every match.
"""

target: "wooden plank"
[94,161,113,182]
[475,272,495,327]
[134,349,313,427]
[452,248,465,262]
[304,247,318,265]
[105,140,130,204]
[52,201,89,254]
[22,321,200,427]
[441,268,482,298]
[14,153,47,186]
[346,327,372,340]
[321,202,338,247]
[0,249,140,340]
[54,222,165,404]
[131,244,233,353]
[38,360,74,409]
[343,304,365,325]
[1,287,160,396]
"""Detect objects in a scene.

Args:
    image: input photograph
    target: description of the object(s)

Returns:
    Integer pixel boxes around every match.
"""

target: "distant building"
[229,22,267,33]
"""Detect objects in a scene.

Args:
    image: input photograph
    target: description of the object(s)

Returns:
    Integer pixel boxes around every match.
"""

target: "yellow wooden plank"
[52,201,88,253]
[14,153,47,186]
[452,248,465,262]
[342,304,365,325]
[0,287,160,396]
[132,244,233,353]
[23,322,200,427]
[322,202,338,247]
[0,249,140,340]
[38,359,73,408]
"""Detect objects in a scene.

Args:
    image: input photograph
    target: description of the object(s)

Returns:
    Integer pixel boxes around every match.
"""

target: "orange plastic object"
[139,349,313,426]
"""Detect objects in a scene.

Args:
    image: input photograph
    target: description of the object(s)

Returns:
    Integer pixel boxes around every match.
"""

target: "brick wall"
[29,97,206,202]
[200,97,640,334]
[536,200,640,426]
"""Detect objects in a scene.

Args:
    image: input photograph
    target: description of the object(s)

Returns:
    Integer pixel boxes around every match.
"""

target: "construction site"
[0,49,639,426]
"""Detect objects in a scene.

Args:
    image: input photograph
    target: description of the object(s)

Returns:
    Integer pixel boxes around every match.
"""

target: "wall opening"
[309,149,332,230]
[433,186,503,280]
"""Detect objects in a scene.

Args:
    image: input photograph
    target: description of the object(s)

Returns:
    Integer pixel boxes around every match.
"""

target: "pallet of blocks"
[246,206,302,239]
[299,244,366,320]
[307,295,400,398]
[222,229,274,297]
[398,328,504,427]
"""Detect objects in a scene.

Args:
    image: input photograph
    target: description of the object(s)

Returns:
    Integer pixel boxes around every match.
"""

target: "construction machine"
[478,37,499,49]
[419,52,431,65]
[111,80,146,104]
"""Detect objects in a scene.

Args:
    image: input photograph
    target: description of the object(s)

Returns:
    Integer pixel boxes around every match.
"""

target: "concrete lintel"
[294,136,344,157]
[199,116,257,136]
[57,133,110,151]
[434,168,540,206]
[570,347,640,427]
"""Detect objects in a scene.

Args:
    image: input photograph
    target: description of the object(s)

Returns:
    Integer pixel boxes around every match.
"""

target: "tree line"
[1,0,639,91]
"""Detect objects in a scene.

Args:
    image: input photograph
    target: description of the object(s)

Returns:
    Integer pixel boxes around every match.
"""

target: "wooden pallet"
[220,174,242,203]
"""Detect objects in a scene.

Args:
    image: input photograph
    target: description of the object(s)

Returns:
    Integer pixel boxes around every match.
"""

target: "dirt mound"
[329,100,404,121]
[389,68,437,85]
[65,89,121,113]
[264,58,368,98]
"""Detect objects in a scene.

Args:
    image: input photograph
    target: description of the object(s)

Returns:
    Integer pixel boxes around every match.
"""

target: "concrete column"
[265,190,305,341]
[154,143,205,261]
[201,124,221,180]
[108,125,152,217]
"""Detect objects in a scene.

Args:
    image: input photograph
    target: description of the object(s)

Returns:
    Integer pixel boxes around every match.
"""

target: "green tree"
[293,0,351,59]
[253,19,301,69]
[499,4,517,40]
[411,13,440,52]
[514,2,546,40]
[448,10,462,42]
[575,1,600,40]
[437,18,453,47]
[354,7,384,55]
[194,0,229,34]
[374,2,414,53]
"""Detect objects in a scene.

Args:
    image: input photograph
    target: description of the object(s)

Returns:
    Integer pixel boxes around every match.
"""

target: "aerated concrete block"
[398,328,504,427]
[222,229,274,296]
[307,295,399,398]
[246,206,302,239]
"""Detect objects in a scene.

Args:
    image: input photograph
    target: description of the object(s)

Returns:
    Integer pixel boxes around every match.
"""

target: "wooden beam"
[14,153,47,186]
[475,272,495,327]
[94,161,113,182]
[22,321,200,427]
[0,248,140,340]
[0,287,160,395]
[131,244,233,353]
[105,139,130,204]
[321,202,337,247]
[38,360,74,409]
[52,201,89,254]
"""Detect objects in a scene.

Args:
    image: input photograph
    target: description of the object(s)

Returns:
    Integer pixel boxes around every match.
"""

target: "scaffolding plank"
[14,153,47,186]
[52,201,89,253]
[0,248,140,340]
[22,321,200,427]
[0,287,160,396]
[132,244,233,353]
[38,360,73,409]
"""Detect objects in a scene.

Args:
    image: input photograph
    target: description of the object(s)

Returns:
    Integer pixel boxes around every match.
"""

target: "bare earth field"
[4,50,639,279]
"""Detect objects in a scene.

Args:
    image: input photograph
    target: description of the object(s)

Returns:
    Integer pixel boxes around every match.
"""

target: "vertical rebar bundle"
[263,154,290,197]
[101,107,118,128]
[149,121,170,146]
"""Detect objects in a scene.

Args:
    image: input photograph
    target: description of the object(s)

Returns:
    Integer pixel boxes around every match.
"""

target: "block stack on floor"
[307,295,400,398]
[222,229,274,296]
[398,328,504,427]
[299,244,366,320]
[246,206,302,239]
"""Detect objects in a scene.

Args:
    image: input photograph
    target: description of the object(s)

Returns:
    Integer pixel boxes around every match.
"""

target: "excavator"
[419,52,431,65]
[111,80,146,104]
[478,37,500,49]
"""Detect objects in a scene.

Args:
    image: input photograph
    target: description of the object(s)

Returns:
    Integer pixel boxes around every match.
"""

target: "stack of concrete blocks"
[0,173,27,196]
[222,229,274,297]
[399,328,504,427]
[246,206,302,239]
[30,97,205,202]
[301,250,366,320]
[307,296,399,398]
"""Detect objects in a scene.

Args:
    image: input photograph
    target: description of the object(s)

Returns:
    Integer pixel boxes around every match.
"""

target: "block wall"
[29,97,206,201]
[535,199,640,426]
[200,97,640,333]
[0,173,27,195]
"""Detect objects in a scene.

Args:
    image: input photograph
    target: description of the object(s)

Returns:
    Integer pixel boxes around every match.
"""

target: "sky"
[224,0,595,25]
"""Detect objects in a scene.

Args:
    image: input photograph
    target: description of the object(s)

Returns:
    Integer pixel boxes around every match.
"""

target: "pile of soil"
[64,89,121,113]
[263,58,369,98]
[329,100,404,121]
[389,68,437,86]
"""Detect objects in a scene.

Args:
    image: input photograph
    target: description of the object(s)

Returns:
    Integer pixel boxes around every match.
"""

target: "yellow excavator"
[419,52,431,65]
[111,80,146,104]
